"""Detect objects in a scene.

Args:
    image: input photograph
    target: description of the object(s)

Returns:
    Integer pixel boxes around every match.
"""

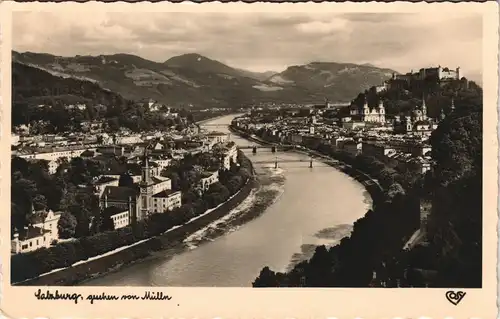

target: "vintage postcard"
[0,1,498,318]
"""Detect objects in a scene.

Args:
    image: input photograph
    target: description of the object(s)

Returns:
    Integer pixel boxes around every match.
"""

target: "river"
[82,114,371,287]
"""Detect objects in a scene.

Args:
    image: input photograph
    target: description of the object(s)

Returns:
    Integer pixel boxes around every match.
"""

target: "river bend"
[83,114,371,286]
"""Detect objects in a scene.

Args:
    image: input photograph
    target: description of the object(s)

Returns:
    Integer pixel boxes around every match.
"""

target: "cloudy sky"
[13,11,482,80]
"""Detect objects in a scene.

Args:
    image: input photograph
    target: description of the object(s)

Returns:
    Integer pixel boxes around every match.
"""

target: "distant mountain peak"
[164,53,211,64]
[13,50,397,107]
[177,53,204,58]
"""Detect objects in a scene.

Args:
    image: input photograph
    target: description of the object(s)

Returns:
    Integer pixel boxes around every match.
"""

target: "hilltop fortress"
[394,66,462,82]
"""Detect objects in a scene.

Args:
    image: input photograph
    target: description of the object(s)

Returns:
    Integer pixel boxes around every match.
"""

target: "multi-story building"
[342,120,366,130]
[96,145,126,156]
[101,188,141,223]
[31,210,62,241]
[206,132,229,145]
[100,152,181,222]
[16,147,97,161]
[11,227,52,254]
[93,176,120,196]
[11,210,62,254]
[47,160,59,174]
[115,135,143,145]
[110,209,130,229]
[103,174,142,184]
[343,98,386,129]
[222,143,238,170]
[199,170,219,192]
[152,190,182,213]
[151,158,171,171]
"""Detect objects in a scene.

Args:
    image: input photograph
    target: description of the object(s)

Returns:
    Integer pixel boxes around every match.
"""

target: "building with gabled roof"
[12,209,63,254]
[11,226,52,254]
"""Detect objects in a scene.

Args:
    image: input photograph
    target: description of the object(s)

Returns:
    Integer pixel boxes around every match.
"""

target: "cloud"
[12,11,482,80]
[296,19,349,35]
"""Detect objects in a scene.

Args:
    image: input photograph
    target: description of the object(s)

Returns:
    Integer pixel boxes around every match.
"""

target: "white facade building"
[200,170,219,191]
[110,210,130,229]
[151,190,182,213]
[11,210,62,254]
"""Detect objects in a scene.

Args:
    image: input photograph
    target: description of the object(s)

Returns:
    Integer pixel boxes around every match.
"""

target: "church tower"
[377,99,386,123]
[421,95,427,120]
[363,97,369,114]
[362,97,369,122]
[140,149,153,220]
[450,97,456,113]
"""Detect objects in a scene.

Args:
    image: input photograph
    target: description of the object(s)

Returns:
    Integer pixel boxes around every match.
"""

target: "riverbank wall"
[16,162,257,286]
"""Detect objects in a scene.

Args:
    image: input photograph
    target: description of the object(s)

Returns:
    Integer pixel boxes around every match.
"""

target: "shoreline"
[195,113,242,125]
[79,165,285,286]
[228,126,383,276]
[17,121,381,286]
[14,158,258,286]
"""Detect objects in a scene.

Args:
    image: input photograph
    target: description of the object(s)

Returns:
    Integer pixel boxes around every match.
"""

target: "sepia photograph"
[1,1,498,318]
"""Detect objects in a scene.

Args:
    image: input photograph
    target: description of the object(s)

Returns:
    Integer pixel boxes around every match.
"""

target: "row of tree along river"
[83,114,371,286]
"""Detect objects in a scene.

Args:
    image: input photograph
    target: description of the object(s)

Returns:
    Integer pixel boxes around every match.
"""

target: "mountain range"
[12,51,397,108]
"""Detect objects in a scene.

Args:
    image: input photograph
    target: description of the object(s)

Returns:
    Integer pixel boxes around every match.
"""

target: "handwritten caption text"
[34,289,173,304]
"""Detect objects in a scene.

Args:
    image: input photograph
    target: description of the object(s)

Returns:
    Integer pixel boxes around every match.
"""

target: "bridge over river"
[82,114,372,287]
[238,144,297,151]
[251,155,339,168]
[199,123,229,129]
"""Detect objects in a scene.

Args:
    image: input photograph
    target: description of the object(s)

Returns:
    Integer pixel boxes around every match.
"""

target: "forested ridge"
[13,51,399,106]
[12,62,228,134]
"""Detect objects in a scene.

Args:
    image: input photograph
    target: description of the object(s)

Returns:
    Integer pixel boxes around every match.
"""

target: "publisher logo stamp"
[445,291,466,305]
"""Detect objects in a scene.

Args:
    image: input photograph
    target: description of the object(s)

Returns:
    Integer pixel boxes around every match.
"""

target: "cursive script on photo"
[34,289,84,304]
[34,289,173,305]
